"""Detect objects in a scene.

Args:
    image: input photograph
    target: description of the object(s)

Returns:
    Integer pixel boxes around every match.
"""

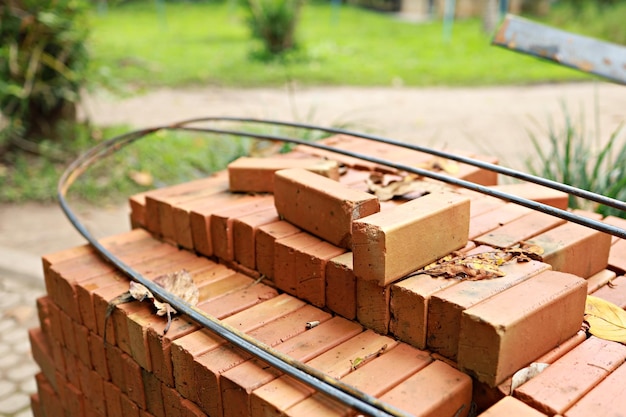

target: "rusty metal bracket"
[493,14,626,85]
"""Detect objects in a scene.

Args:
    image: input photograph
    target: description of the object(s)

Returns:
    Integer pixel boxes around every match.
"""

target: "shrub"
[243,0,304,56]
[526,107,626,219]
[0,0,90,148]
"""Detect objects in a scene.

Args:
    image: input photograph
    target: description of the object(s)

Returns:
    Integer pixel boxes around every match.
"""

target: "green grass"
[0,124,255,204]
[87,1,591,88]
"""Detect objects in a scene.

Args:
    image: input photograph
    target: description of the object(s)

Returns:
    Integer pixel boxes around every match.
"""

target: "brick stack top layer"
[30,134,626,417]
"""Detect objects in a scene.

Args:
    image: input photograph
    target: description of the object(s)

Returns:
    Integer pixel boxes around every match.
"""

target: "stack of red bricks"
[29,135,626,417]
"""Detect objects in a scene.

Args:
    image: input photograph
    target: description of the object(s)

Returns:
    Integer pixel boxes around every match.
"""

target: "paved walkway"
[1,82,624,416]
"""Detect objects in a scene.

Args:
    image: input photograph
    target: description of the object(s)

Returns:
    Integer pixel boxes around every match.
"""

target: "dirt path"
[82,82,625,171]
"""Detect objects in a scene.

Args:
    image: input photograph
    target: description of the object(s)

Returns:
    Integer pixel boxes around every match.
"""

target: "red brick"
[228,156,340,192]
[603,215,626,245]
[487,183,569,210]
[211,198,275,261]
[479,396,547,417]
[220,307,339,417]
[35,373,64,417]
[143,175,226,235]
[325,252,357,319]
[129,192,147,229]
[121,393,142,417]
[152,173,229,241]
[526,221,612,278]
[609,239,626,273]
[590,274,626,307]
[274,232,323,295]
[181,398,207,417]
[468,203,532,239]
[72,320,92,369]
[142,368,166,417]
[457,271,588,386]
[61,347,81,390]
[232,207,280,269]
[148,317,199,388]
[356,278,391,334]
[189,194,271,256]
[514,336,626,415]
[379,360,472,417]
[104,380,124,416]
[296,240,346,307]
[390,273,458,349]
[171,293,296,402]
[274,168,380,248]
[62,377,86,417]
[90,331,110,380]
[284,344,433,417]
[105,342,127,393]
[250,330,394,417]
[454,154,499,186]
[121,350,147,409]
[77,359,105,415]
[255,221,300,280]
[564,361,626,417]
[427,259,550,359]
[162,383,186,417]
[30,393,44,417]
[198,278,278,319]
[475,210,566,248]
[352,191,470,286]
[29,327,57,392]
[586,269,617,293]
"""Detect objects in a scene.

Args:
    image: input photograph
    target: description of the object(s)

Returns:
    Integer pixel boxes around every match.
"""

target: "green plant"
[244,0,304,56]
[0,0,90,147]
[526,107,626,219]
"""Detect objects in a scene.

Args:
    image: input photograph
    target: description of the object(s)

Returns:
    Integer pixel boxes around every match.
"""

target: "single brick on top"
[273,168,380,249]
[228,156,340,193]
[352,191,470,286]
[457,270,588,387]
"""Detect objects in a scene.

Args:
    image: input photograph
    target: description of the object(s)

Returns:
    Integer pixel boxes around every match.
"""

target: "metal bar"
[492,14,626,85]
[172,116,626,213]
[57,118,626,417]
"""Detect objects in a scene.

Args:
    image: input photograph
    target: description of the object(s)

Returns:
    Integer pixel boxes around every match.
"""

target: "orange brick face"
[273,168,380,248]
[228,156,340,193]
[352,191,470,286]
[457,270,588,387]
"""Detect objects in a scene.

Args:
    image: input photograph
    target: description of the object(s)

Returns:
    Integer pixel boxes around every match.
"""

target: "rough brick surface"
[255,221,301,280]
[486,183,569,210]
[352,191,470,286]
[427,259,550,359]
[228,156,340,192]
[564,361,626,417]
[273,168,380,248]
[479,396,547,417]
[474,210,566,249]
[527,221,612,278]
[325,252,357,320]
[457,270,588,386]
[514,336,626,415]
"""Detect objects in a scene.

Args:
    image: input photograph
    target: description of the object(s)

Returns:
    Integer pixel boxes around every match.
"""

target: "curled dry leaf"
[128,270,199,334]
[416,157,459,175]
[366,173,426,201]
[584,295,626,344]
[128,170,153,187]
[412,243,544,281]
[510,363,550,394]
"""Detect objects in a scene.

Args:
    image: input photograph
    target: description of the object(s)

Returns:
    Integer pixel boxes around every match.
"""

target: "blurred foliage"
[526,107,626,219]
[243,0,305,57]
[545,0,626,45]
[0,0,90,150]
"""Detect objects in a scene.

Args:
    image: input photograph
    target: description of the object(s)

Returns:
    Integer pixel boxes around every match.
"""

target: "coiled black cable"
[57,118,626,417]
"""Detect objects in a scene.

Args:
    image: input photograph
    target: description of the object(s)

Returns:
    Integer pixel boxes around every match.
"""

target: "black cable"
[58,118,626,417]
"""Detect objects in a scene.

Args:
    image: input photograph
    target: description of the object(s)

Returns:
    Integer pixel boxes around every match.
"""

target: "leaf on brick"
[413,244,543,281]
[416,157,459,175]
[510,363,549,394]
[584,295,626,344]
[366,173,426,201]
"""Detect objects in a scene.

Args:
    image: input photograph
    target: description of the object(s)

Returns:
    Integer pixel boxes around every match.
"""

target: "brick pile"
[29,134,626,416]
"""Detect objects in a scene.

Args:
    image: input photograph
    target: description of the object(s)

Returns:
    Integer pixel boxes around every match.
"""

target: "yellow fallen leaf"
[129,170,153,186]
[584,295,626,344]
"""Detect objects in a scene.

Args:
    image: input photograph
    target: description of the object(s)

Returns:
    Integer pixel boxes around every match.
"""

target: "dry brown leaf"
[128,270,199,334]
[510,363,549,394]
[416,158,459,175]
[366,173,426,201]
[584,295,626,344]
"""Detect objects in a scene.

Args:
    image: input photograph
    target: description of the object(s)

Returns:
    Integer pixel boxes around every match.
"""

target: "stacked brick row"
[30,134,626,416]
